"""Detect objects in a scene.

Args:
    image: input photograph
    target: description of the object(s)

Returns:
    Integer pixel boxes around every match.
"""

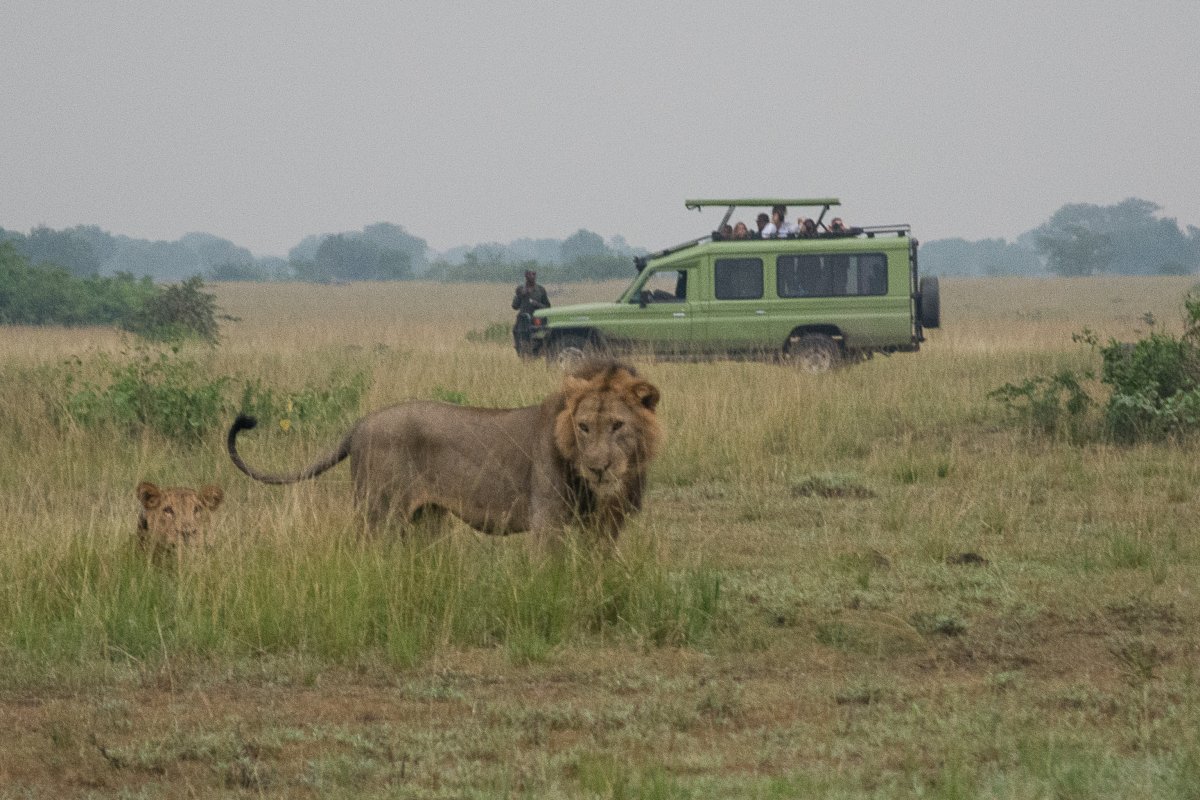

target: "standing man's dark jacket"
[512,282,550,316]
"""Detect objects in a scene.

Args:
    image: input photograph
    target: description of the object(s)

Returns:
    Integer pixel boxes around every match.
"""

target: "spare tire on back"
[918,276,940,329]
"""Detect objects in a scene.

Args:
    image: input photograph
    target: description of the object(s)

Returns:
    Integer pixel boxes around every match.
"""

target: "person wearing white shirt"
[764,205,793,238]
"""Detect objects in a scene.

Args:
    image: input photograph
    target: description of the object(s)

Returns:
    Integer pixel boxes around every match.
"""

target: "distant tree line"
[0,222,641,284]
[425,229,639,283]
[921,198,1200,277]
[4,197,1198,285]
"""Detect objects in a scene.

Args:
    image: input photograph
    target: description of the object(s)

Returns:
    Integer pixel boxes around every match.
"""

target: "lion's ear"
[137,481,162,510]
[199,485,224,510]
[630,381,660,413]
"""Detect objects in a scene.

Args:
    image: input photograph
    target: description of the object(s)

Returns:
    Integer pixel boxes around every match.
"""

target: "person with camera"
[511,269,550,358]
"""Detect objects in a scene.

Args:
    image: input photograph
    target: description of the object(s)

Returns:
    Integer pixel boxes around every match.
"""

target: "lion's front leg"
[529,501,572,554]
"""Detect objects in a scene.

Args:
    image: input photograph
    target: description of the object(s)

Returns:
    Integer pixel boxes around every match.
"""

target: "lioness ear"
[631,381,660,413]
[199,485,224,510]
[137,481,162,510]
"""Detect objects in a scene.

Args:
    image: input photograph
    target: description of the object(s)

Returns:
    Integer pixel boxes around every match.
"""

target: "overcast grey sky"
[3,1,1198,258]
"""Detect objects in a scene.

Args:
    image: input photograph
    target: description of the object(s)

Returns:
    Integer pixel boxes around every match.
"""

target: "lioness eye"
[578,422,590,434]
[163,507,174,516]
[612,421,624,432]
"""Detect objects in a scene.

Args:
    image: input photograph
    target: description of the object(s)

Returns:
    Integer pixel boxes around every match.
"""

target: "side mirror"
[638,290,650,308]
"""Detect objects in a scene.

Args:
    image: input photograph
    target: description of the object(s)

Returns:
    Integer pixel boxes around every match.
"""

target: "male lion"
[136,481,224,559]
[227,360,662,540]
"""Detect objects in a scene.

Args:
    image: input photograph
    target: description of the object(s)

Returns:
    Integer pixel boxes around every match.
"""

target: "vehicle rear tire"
[918,276,941,329]
[785,333,841,372]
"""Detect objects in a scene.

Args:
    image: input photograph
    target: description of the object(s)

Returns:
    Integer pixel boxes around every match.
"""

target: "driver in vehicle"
[642,271,687,303]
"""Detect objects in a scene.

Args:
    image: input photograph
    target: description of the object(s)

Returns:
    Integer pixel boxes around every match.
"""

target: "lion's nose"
[588,465,607,482]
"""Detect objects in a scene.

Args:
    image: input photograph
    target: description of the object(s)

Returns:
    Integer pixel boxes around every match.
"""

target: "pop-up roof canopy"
[684,198,841,231]
[683,198,840,208]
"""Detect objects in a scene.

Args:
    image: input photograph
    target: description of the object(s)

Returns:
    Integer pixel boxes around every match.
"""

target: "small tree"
[123,276,222,343]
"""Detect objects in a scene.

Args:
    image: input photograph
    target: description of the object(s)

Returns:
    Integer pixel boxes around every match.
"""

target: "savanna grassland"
[2,276,1200,798]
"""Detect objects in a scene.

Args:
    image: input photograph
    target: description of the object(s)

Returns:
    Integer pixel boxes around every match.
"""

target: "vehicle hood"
[535,301,623,321]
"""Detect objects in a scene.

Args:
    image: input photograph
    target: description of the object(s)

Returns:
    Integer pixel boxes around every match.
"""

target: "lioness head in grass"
[136,481,224,555]
[554,361,663,501]
[227,359,663,539]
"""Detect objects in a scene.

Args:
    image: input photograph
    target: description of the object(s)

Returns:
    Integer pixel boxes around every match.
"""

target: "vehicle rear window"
[714,258,763,300]
[776,253,888,298]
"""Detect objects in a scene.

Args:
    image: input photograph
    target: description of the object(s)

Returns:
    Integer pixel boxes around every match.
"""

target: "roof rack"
[858,224,911,238]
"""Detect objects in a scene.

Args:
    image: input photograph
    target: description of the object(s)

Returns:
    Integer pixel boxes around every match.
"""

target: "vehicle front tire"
[785,333,841,372]
[548,334,593,370]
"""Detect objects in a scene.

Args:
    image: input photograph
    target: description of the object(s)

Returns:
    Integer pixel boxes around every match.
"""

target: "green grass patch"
[0,534,723,675]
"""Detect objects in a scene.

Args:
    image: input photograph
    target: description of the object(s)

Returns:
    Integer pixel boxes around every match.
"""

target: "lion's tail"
[227,414,352,485]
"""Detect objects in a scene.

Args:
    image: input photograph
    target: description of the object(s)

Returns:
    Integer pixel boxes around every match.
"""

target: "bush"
[50,346,369,445]
[0,243,226,342]
[991,295,1200,443]
[56,347,229,444]
[121,276,223,343]
[989,369,1094,440]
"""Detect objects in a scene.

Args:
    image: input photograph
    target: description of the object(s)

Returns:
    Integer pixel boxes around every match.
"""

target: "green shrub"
[992,295,1200,443]
[56,347,229,444]
[989,369,1094,440]
[51,346,368,444]
[1099,315,1200,441]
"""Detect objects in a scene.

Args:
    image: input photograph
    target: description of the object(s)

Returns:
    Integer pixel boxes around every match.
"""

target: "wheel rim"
[787,337,835,372]
[796,349,833,372]
[555,346,587,369]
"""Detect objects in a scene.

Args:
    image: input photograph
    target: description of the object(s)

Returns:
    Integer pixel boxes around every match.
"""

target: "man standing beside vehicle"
[512,269,550,358]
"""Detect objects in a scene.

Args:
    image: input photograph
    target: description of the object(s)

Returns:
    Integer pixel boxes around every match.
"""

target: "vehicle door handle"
[672,312,686,318]
[755,310,766,315]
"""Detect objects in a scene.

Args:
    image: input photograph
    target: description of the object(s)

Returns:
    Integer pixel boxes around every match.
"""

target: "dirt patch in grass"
[791,473,877,499]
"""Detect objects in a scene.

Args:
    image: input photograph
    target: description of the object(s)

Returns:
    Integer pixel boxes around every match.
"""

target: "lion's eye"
[163,507,174,516]
[194,505,202,514]
[578,422,590,434]
[612,421,624,432]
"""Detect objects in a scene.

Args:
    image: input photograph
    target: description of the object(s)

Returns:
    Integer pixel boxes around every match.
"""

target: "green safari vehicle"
[529,198,939,370]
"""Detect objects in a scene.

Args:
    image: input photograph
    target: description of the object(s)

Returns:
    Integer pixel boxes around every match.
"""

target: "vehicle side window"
[714,258,763,300]
[777,253,888,298]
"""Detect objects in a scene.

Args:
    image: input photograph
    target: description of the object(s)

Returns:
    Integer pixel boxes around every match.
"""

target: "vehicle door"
[694,255,774,353]
[605,265,697,353]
